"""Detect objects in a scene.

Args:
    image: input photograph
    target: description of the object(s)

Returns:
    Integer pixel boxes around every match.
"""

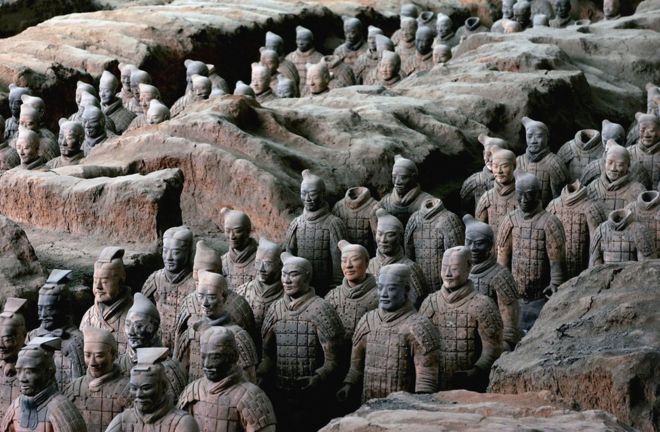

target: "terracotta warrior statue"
[362,35,396,85]
[125,69,153,115]
[580,120,627,186]
[0,299,27,413]
[516,116,569,206]
[80,247,133,355]
[82,106,115,156]
[286,26,323,96]
[126,83,162,131]
[434,14,459,49]
[625,190,659,253]
[513,1,533,29]
[47,120,84,169]
[377,51,403,88]
[235,238,283,332]
[533,14,550,27]
[64,327,130,432]
[369,209,429,308]
[456,17,489,41]
[586,141,646,213]
[402,26,434,76]
[27,270,85,390]
[305,61,331,96]
[476,147,518,240]
[549,0,575,28]
[497,172,566,331]
[391,3,419,46]
[492,0,516,33]
[16,98,59,161]
[142,226,195,350]
[603,0,621,20]
[176,241,256,343]
[5,85,31,142]
[275,76,296,98]
[337,263,440,402]
[547,180,606,278]
[558,129,603,182]
[233,81,255,98]
[332,186,378,256]
[76,91,117,135]
[175,271,258,384]
[69,81,97,122]
[395,17,417,65]
[334,17,367,69]
[420,247,503,391]
[0,117,19,172]
[285,169,347,297]
[106,348,200,432]
[463,216,520,352]
[15,128,46,170]
[118,293,187,402]
[259,49,289,96]
[325,240,378,350]
[117,63,137,107]
[404,198,464,290]
[178,327,277,432]
[250,63,275,104]
[0,338,86,432]
[264,31,300,88]
[353,26,384,85]
[190,75,211,103]
[379,154,434,227]
[461,134,506,212]
[99,70,136,134]
[322,55,356,90]
[219,209,258,291]
[146,100,171,125]
[258,253,344,432]
[170,60,207,117]
[590,208,655,266]
[629,113,659,186]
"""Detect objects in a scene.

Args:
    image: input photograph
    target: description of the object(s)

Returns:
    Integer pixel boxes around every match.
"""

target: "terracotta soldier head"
[554,0,571,19]
[415,26,434,56]
[441,246,472,291]
[118,63,137,91]
[82,105,106,139]
[80,91,102,113]
[58,119,84,157]
[417,11,436,30]
[234,81,256,99]
[0,298,28,364]
[375,209,404,255]
[367,26,384,52]
[521,116,549,157]
[635,112,659,150]
[306,61,331,95]
[18,102,40,131]
[478,134,508,172]
[146,100,170,125]
[436,14,454,39]
[83,327,117,378]
[400,17,417,44]
[162,226,193,275]
[8,85,31,120]
[300,169,327,212]
[533,14,549,27]
[16,127,41,165]
[377,264,410,311]
[601,119,625,147]
[515,172,542,213]
[280,252,313,298]
[125,293,160,351]
[265,31,285,57]
[21,95,46,126]
[379,51,401,82]
[296,26,315,53]
[342,16,364,50]
[338,240,369,287]
[250,63,272,96]
[646,84,659,115]
[191,75,212,101]
[38,270,73,332]
[491,147,517,186]
[603,0,620,19]
[129,347,170,415]
[604,140,631,182]
[199,327,238,383]
[391,154,419,197]
[93,247,126,305]
[463,215,493,265]
[502,0,516,20]
[433,44,452,64]
[276,76,296,98]
[184,60,209,89]
[503,19,523,33]
[192,240,222,283]
[255,238,283,285]
[138,84,161,114]
[375,34,395,59]
[130,69,152,102]
[76,81,98,107]
[16,337,60,396]
[259,48,280,76]
[196,270,228,319]
[513,1,532,28]
[400,3,419,18]
[220,208,252,252]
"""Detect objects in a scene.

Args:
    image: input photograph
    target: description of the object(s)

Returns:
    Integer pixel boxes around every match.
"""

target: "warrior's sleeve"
[64,331,86,379]
[174,295,193,347]
[580,159,602,186]
[473,296,504,371]
[585,202,606,236]
[258,304,278,377]
[460,172,479,200]
[556,141,574,167]
[47,395,88,432]
[549,155,570,199]
[410,315,441,393]
[443,212,465,250]
[284,218,300,256]
[589,224,606,267]
[403,212,420,261]
[238,385,277,432]
[344,314,369,386]
[176,380,201,411]
[79,308,92,332]
[328,216,348,286]
[545,214,567,286]
[314,302,345,382]
[475,191,490,223]
[496,215,514,269]
[230,326,259,383]
[633,223,657,260]
[0,399,17,432]
[174,414,200,432]
[409,262,430,309]
[141,271,158,302]
[491,269,521,348]
[173,328,192,373]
